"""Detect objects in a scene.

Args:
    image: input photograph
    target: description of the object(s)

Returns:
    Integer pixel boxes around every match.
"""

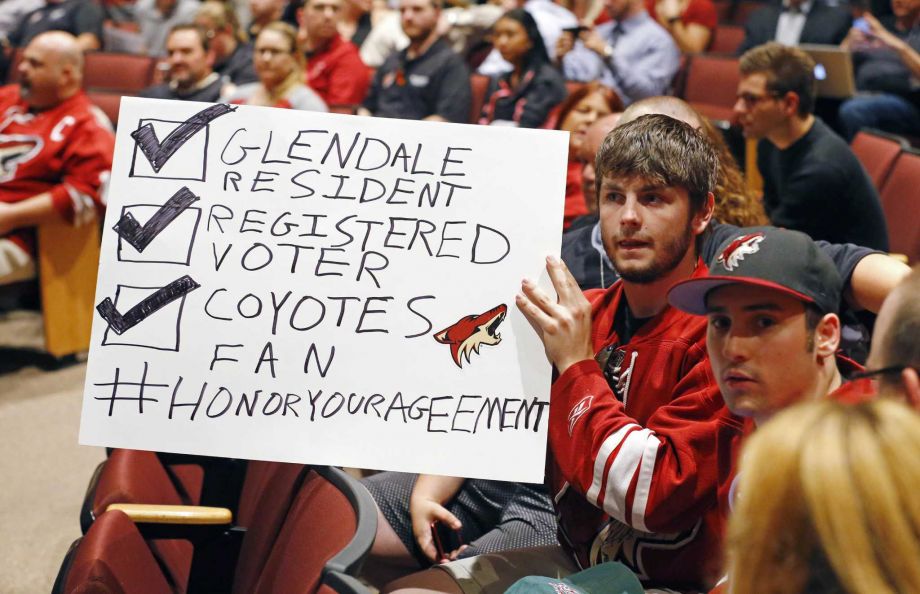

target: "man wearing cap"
[668,227,855,427]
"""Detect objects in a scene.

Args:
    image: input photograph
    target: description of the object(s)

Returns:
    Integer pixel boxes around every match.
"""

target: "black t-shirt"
[139,75,223,103]
[217,42,258,86]
[362,37,472,123]
[9,0,103,46]
[757,118,889,251]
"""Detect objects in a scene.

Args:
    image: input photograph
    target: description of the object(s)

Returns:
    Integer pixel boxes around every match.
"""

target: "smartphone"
[430,521,464,560]
[562,25,588,36]
[853,17,871,33]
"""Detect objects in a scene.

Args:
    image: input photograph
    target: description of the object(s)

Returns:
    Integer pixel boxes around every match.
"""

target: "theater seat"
[83,53,157,94]
[57,466,375,594]
[53,510,173,594]
[850,128,908,191]
[244,466,377,594]
[469,74,490,124]
[709,25,745,54]
[877,148,920,263]
[680,54,740,123]
[320,571,373,594]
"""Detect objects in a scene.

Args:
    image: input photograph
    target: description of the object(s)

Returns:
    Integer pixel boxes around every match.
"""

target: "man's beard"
[614,219,694,284]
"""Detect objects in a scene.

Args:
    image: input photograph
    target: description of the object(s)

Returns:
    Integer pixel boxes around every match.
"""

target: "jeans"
[838,93,920,141]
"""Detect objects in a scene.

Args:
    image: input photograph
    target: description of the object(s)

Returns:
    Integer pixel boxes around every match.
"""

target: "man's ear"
[901,367,920,411]
[692,192,715,235]
[782,91,801,118]
[815,313,840,359]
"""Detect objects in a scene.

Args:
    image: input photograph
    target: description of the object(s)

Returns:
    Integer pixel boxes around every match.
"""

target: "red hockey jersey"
[548,262,745,591]
[0,85,114,254]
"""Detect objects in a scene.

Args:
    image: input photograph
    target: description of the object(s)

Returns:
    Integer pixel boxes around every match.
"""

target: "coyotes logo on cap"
[717,232,765,272]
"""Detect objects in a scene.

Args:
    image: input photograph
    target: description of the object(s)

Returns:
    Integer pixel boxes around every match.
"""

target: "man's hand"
[656,0,682,21]
[556,30,575,61]
[863,13,905,51]
[409,495,463,563]
[580,29,610,58]
[0,202,15,237]
[515,256,594,375]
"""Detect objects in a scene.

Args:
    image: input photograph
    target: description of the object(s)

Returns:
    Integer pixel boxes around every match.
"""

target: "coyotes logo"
[434,304,507,368]
[0,134,41,182]
[717,232,765,271]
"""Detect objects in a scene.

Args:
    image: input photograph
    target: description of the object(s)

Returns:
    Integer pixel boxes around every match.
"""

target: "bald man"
[0,31,114,285]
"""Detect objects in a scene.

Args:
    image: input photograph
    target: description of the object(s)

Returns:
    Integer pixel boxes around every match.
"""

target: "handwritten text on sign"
[80,99,567,482]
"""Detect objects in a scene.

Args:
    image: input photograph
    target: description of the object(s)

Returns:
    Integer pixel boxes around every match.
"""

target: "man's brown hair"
[740,42,817,117]
[168,23,211,52]
[595,113,718,213]
[877,266,920,387]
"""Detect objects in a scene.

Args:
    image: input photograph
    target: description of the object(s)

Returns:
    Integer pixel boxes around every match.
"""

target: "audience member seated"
[735,43,889,250]
[726,398,920,594]
[378,116,734,594]
[557,0,680,106]
[645,0,717,53]
[224,21,328,110]
[5,0,103,51]
[861,263,920,406]
[0,31,114,285]
[359,0,471,123]
[478,9,567,128]
[0,0,42,40]
[196,0,260,87]
[140,24,225,102]
[134,0,201,56]
[336,0,408,68]
[248,0,286,38]
[300,0,371,107]
[554,82,623,229]
[477,0,578,77]
[563,96,767,291]
[838,2,920,141]
[736,0,851,55]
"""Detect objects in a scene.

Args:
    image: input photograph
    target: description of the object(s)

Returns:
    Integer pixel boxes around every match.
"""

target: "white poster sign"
[80,98,567,482]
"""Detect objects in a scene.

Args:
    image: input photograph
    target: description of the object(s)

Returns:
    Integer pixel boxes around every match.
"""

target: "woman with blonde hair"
[727,398,920,594]
[223,22,327,111]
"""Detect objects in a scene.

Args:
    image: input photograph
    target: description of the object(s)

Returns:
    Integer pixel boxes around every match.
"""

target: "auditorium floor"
[0,311,105,593]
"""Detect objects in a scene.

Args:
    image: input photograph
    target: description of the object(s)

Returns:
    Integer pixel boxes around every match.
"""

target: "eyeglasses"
[850,365,909,381]
[736,91,783,107]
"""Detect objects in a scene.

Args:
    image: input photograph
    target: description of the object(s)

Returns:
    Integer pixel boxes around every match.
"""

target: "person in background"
[299,0,371,108]
[735,43,889,251]
[140,24,225,102]
[134,0,201,56]
[5,0,103,51]
[645,0,717,53]
[554,82,623,229]
[248,0,287,38]
[727,398,920,594]
[479,8,567,128]
[557,0,680,106]
[0,31,113,285]
[736,0,851,54]
[837,0,920,141]
[359,0,471,123]
[196,0,259,86]
[223,21,327,110]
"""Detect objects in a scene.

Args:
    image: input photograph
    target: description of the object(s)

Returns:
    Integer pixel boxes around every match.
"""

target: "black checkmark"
[97,275,200,335]
[113,186,199,252]
[131,104,237,173]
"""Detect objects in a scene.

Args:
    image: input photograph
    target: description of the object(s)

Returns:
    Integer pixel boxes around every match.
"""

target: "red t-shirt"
[306,34,371,107]
[645,0,718,29]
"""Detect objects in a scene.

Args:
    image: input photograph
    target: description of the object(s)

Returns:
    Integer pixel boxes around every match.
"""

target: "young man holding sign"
[382,115,738,593]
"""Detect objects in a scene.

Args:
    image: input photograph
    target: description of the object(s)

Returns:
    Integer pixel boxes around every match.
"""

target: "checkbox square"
[101,284,189,351]
[116,204,202,265]
[129,118,209,181]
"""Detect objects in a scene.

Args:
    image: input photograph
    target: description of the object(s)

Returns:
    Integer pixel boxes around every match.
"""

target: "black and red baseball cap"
[668,227,842,315]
